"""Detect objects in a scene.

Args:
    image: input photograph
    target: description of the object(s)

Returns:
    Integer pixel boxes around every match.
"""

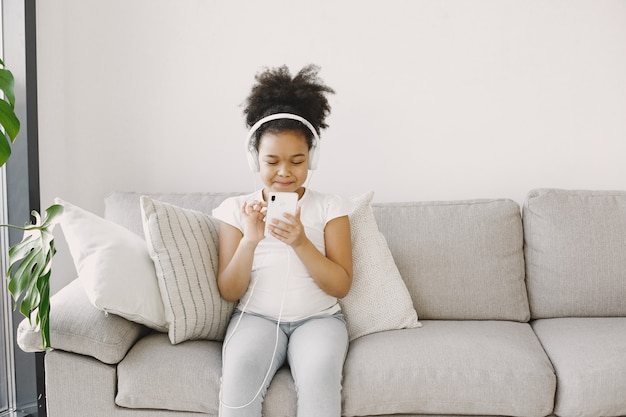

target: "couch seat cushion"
[116,333,222,413]
[342,320,555,417]
[532,317,626,417]
[116,332,297,414]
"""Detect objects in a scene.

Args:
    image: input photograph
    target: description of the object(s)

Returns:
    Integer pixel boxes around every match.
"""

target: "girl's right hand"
[241,200,267,244]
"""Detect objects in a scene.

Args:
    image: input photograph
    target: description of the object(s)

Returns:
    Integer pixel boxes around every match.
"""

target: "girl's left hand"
[268,207,306,247]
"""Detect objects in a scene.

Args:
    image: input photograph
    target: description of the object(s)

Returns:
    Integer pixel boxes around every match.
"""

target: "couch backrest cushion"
[372,199,529,321]
[523,188,626,319]
[105,192,243,236]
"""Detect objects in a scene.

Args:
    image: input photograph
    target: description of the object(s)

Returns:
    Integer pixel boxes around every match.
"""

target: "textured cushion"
[116,333,222,413]
[340,192,420,340]
[140,196,235,344]
[343,320,556,417]
[116,333,297,414]
[373,198,529,321]
[45,350,124,417]
[532,318,626,417]
[523,188,626,318]
[55,198,167,330]
[17,279,148,364]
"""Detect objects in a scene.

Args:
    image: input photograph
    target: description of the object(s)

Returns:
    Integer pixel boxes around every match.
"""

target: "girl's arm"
[216,201,266,301]
[309,215,353,298]
[270,211,353,298]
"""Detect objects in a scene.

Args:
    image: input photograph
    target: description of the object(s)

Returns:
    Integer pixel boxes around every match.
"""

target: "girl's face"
[257,130,309,199]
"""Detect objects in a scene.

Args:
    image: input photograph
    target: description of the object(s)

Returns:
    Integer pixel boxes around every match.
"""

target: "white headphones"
[244,113,321,172]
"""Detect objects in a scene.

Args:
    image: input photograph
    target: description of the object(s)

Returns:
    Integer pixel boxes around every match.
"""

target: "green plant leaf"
[36,270,51,349]
[7,242,41,295]
[0,59,19,168]
[0,100,20,140]
[0,59,56,348]
[0,130,11,166]
[5,204,64,349]
[38,204,64,228]
[0,67,16,107]
[0,98,20,167]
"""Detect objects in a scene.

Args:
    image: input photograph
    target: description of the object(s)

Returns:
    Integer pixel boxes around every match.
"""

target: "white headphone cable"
[220,246,291,410]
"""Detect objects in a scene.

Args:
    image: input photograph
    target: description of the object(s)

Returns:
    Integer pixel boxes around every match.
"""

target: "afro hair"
[243,64,335,148]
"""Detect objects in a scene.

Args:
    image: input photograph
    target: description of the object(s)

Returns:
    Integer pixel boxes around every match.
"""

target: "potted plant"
[1,58,62,348]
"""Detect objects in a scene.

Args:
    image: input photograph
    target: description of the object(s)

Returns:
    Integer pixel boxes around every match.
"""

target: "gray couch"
[18,188,626,417]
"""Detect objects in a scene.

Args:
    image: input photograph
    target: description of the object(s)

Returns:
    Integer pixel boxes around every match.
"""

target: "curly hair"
[243,64,335,149]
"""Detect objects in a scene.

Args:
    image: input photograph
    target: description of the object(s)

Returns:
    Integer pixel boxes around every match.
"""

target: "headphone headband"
[244,113,321,172]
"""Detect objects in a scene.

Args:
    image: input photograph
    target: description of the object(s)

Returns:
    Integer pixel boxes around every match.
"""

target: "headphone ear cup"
[247,147,260,172]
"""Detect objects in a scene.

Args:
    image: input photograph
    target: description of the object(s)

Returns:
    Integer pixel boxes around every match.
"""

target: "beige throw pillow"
[140,196,235,344]
[340,192,421,341]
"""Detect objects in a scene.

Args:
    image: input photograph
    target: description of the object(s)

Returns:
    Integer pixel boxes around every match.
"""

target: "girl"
[212,65,353,417]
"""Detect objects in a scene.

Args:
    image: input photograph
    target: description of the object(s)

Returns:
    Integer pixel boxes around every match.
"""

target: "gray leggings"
[219,310,348,417]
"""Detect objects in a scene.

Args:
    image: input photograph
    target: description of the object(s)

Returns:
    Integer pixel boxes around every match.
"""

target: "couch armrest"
[17,278,149,365]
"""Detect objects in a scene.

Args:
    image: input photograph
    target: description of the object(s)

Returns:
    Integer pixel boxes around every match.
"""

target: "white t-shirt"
[212,188,354,321]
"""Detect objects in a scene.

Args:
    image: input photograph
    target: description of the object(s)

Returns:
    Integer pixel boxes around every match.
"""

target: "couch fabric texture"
[17,188,626,417]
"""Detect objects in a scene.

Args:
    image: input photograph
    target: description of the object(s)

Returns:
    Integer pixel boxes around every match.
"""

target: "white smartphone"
[265,192,298,238]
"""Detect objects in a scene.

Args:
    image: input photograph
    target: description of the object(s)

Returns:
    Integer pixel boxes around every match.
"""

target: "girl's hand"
[241,200,267,244]
[268,207,307,247]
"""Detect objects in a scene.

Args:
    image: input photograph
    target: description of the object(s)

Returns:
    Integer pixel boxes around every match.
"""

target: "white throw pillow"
[140,196,235,344]
[55,198,167,331]
[340,192,421,341]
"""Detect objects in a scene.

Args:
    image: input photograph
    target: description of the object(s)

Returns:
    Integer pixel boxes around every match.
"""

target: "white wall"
[36,0,626,292]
